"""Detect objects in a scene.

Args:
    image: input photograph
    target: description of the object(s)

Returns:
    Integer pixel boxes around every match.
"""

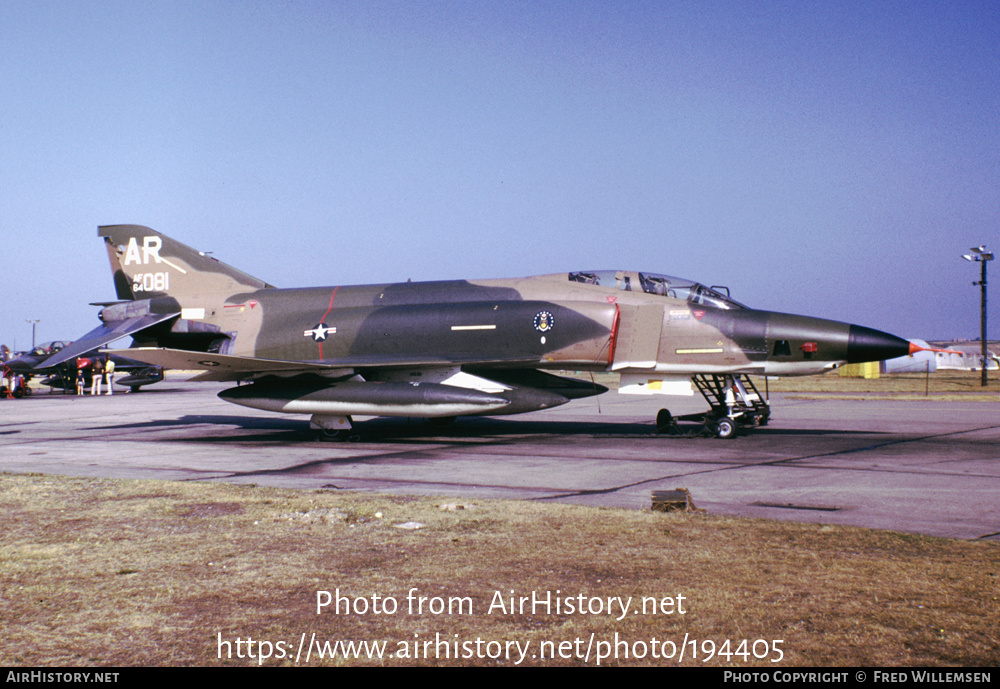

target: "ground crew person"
[104,357,115,395]
[91,358,103,395]
[76,358,90,396]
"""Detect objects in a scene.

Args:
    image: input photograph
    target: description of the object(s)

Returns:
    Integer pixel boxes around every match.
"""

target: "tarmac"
[2,377,998,542]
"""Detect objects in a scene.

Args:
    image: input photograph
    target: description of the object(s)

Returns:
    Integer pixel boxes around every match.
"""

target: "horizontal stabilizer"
[41,312,180,368]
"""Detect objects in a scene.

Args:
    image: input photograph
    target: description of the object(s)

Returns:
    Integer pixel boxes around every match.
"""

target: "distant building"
[933,343,999,371]
[878,340,998,374]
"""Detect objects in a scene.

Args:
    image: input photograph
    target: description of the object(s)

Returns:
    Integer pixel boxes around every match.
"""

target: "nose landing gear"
[697,374,770,438]
[656,374,770,439]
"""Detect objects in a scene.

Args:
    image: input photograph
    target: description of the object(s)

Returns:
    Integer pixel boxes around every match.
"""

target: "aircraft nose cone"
[846,325,912,363]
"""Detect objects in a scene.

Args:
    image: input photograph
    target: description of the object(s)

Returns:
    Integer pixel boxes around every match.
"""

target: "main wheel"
[318,428,348,442]
[714,417,738,439]
[655,408,673,432]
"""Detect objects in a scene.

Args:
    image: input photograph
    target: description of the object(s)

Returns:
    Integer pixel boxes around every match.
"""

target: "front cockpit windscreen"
[568,270,745,309]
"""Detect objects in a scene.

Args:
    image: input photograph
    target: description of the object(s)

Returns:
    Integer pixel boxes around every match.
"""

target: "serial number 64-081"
[132,272,170,292]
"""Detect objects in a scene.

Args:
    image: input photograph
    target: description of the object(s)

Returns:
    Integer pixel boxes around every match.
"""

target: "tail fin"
[99,224,274,300]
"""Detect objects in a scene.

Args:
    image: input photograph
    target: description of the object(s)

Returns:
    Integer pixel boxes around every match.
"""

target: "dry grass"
[1,473,996,667]
[761,370,1000,399]
[567,370,1000,400]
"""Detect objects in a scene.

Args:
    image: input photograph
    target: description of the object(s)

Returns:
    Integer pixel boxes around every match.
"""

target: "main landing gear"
[656,374,770,439]
[311,414,357,441]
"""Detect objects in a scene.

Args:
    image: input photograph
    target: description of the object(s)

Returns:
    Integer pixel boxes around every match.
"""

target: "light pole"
[26,319,40,349]
[962,246,993,387]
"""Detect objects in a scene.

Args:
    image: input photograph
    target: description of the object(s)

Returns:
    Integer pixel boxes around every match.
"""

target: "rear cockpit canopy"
[568,270,745,310]
[29,341,68,357]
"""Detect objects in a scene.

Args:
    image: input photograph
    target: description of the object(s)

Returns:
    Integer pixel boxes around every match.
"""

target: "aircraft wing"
[40,312,181,368]
[102,347,545,382]
[102,347,338,381]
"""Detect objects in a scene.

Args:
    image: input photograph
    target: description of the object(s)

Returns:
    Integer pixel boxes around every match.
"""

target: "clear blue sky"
[2,0,997,351]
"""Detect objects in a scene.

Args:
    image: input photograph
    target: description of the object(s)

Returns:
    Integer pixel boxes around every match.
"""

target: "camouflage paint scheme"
[45,225,913,435]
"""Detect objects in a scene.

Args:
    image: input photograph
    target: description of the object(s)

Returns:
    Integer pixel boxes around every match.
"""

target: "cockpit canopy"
[568,270,745,310]
[28,341,68,357]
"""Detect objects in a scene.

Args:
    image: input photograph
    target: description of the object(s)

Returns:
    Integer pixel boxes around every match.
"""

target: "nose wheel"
[699,374,770,438]
[712,417,738,439]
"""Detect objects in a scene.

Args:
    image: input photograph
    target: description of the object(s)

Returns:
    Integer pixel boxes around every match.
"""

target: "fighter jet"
[1,342,72,396]
[44,225,917,438]
[3,340,164,394]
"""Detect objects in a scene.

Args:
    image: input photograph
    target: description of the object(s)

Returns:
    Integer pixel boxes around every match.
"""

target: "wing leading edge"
[101,346,546,382]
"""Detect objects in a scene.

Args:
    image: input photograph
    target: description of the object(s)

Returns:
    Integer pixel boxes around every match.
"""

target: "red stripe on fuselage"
[606,304,621,366]
[316,286,339,359]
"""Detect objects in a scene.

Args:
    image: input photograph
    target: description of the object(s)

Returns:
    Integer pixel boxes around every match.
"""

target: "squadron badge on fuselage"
[533,311,554,333]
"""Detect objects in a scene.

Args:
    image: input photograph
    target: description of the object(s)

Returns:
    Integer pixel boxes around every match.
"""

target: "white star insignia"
[303,323,336,341]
